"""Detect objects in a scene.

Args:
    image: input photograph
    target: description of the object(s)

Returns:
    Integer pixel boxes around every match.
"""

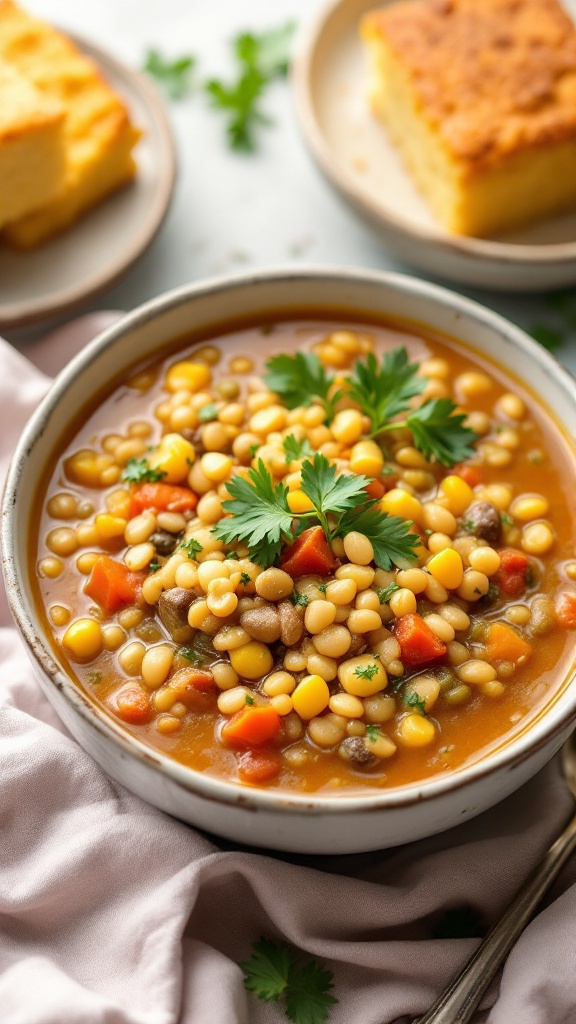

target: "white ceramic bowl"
[3,267,576,854]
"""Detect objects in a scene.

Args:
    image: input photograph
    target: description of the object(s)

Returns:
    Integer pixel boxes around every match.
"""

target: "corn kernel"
[201,452,233,483]
[95,514,128,541]
[427,548,464,590]
[397,713,436,747]
[62,618,103,661]
[439,475,475,516]
[292,674,330,720]
[149,433,196,484]
[380,489,424,526]
[166,361,212,393]
[229,641,274,681]
[287,489,315,513]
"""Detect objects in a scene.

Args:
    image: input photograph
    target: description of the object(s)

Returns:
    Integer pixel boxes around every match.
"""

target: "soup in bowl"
[3,269,576,853]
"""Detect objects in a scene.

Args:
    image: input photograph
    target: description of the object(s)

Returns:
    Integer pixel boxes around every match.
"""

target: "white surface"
[8,0,576,378]
[293,0,576,291]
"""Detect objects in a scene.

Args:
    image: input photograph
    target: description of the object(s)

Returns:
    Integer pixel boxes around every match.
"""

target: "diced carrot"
[494,549,531,597]
[486,622,533,665]
[130,483,198,516]
[394,613,447,668]
[280,526,338,578]
[556,592,576,630]
[221,705,281,747]
[84,555,144,614]
[237,749,281,783]
[453,463,483,488]
[186,669,216,692]
[112,685,153,725]
[364,479,386,500]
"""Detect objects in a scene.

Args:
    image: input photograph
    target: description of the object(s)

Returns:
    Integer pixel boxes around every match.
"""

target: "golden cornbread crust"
[0,0,140,248]
[362,0,576,173]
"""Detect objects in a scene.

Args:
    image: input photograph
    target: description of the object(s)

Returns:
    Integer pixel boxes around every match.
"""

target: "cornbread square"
[0,0,140,248]
[360,0,576,236]
[0,57,65,228]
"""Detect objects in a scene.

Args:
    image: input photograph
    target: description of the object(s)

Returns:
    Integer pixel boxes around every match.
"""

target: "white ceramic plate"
[0,33,176,331]
[293,0,576,292]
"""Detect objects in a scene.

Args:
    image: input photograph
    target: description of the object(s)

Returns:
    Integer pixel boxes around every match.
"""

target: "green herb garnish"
[205,22,296,152]
[122,458,166,483]
[181,538,203,559]
[245,695,255,706]
[213,453,418,569]
[283,433,314,463]
[198,403,219,422]
[318,583,328,595]
[240,572,252,585]
[240,937,337,1024]
[148,561,161,574]
[143,49,196,99]
[501,513,514,526]
[249,443,260,459]
[354,663,379,681]
[378,583,400,604]
[404,690,427,714]
[365,724,382,742]
[264,351,342,424]
[290,591,309,607]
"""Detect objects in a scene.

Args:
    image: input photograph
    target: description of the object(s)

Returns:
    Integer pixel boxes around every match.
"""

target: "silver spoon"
[417,732,576,1024]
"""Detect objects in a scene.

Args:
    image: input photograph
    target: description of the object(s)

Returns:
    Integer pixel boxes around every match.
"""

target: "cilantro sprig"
[264,352,342,424]
[240,937,337,1024]
[206,22,296,151]
[283,433,313,463]
[181,538,203,559]
[143,50,195,99]
[213,453,417,569]
[122,458,166,484]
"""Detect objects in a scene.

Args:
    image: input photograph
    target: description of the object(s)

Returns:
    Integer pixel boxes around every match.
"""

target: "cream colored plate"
[0,33,176,331]
[293,0,576,291]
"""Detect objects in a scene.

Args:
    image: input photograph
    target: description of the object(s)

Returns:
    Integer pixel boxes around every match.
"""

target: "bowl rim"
[292,0,576,267]
[3,264,576,815]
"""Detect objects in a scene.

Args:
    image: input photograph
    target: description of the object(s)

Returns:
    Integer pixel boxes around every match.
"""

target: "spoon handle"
[417,813,576,1024]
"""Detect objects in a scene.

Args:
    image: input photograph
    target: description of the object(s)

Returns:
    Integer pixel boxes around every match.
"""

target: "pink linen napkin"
[1,317,576,1024]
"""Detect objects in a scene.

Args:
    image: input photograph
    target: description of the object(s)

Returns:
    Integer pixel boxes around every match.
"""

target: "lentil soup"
[34,317,576,794]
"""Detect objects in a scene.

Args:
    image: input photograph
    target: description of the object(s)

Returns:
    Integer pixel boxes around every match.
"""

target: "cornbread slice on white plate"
[0,0,140,248]
[0,57,65,228]
[360,0,576,237]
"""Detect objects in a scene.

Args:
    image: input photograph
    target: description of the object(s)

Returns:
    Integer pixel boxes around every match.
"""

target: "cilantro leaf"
[264,352,341,422]
[300,454,370,518]
[284,433,313,463]
[290,591,309,607]
[212,459,293,566]
[366,724,382,742]
[285,960,337,1024]
[337,502,419,571]
[143,49,195,99]
[240,938,292,1001]
[404,689,426,714]
[148,561,161,574]
[348,348,426,434]
[240,938,337,1024]
[198,403,219,422]
[180,632,215,666]
[354,662,379,681]
[406,399,477,467]
[378,583,400,604]
[240,571,252,585]
[122,458,166,483]
[181,538,203,559]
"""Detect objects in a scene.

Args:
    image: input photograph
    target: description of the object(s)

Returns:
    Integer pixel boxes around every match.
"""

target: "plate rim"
[292,0,576,268]
[0,30,177,331]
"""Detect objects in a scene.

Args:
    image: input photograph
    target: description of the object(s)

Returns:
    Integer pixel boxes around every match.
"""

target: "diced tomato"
[237,749,281,784]
[221,706,281,747]
[486,622,532,664]
[112,685,152,725]
[556,592,576,630]
[453,463,483,488]
[394,612,447,668]
[130,483,198,517]
[364,479,386,501]
[84,555,144,614]
[494,549,531,597]
[280,526,338,579]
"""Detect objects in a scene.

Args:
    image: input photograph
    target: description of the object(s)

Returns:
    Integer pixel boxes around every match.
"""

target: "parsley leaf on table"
[264,352,342,423]
[143,49,195,99]
[122,458,166,483]
[205,21,296,152]
[213,459,293,566]
[240,938,337,1024]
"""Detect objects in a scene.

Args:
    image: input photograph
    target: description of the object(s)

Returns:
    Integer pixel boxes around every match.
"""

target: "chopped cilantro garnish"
[404,690,427,714]
[240,937,337,1024]
[122,458,166,483]
[143,49,195,99]
[198,403,219,422]
[501,513,514,526]
[181,537,203,559]
[148,561,161,574]
[365,724,382,742]
[264,351,341,423]
[290,590,309,607]
[354,663,379,681]
[378,583,400,604]
[240,571,252,585]
[318,583,328,595]
[245,694,255,706]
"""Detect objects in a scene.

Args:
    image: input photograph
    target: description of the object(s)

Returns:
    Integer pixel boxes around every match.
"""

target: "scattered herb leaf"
[336,501,419,572]
[501,513,514,526]
[366,724,382,742]
[240,571,252,585]
[148,561,161,574]
[122,458,166,483]
[318,583,328,595]
[249,443,260,459]
[181,537,203,559]
[347,348,426,432]
[283,433,314,463]
[404,690,427,714]
[264,352,341,423]
[245,695,255,706]
[240,937,337,1024]
[213,459,293,566]
[378,583,400,604]
[290,590,309,607]
[143,49,196,99]
[198,403,219,422]
[354,663,379,681]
